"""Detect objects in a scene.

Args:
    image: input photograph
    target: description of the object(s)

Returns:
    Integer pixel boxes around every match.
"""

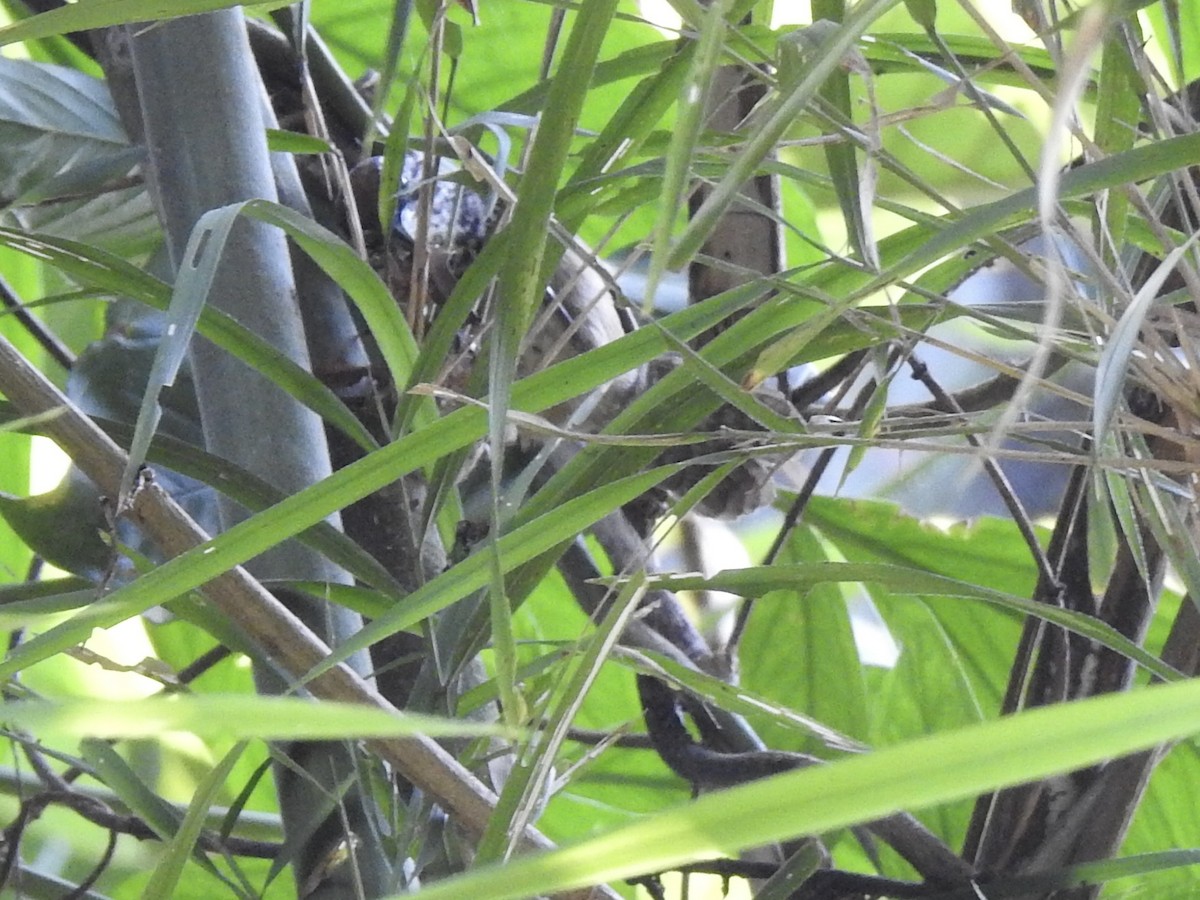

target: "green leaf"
[636,562,1179,682]
[617,648,863,754]
[642,0,732,312]
[1094,231,1200,446]
[0,1,291,47]
[0,415,480,679]
[83,738,184,840]
[0,477,111,578]
[264,129,332,154]
[1,403,403,594]
[903,0,937,29]
[142,742,249,900]
[9,696,508,741]
[0,578,96,631]
[669,0,900,271]
[484,0,620,727]
[300,465,679,686]
[751,130,1200,381]
[400,677,1200,900]
[479,571,647,864]
[0,227,376,451]
[741,526,870,747]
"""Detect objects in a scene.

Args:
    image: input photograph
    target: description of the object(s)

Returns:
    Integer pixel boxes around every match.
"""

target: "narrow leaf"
[9,696,507,741]
[402,677,1200,900]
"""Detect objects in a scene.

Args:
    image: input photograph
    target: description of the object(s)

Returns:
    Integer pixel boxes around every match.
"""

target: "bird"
[350,149,798,519]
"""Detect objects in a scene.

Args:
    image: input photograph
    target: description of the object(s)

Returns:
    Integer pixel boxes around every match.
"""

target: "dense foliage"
[2,1,1200,898]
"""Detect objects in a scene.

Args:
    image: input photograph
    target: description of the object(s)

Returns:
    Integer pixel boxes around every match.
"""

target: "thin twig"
[175,645,233,686]
[728,371,878,652]
[563,727,654,750]
[907,354,1059,589]
[17,788,280,858]
[0,276,74,371]
[64,827,116,900]
[789,350,866,410]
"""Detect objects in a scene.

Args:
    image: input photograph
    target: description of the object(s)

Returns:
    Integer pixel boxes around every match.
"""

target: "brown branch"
[9,787,279,859]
